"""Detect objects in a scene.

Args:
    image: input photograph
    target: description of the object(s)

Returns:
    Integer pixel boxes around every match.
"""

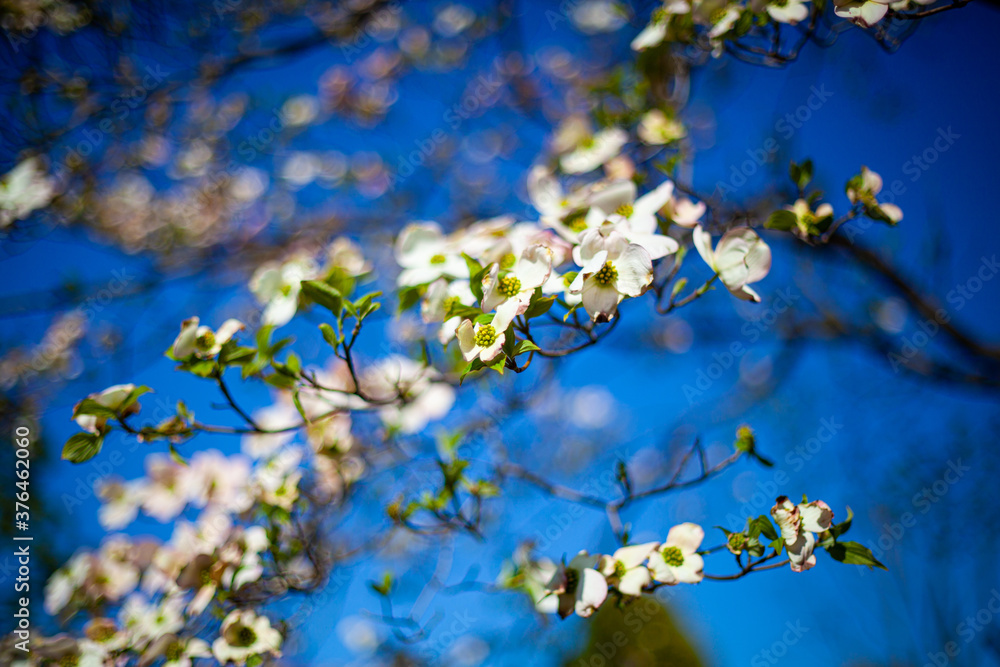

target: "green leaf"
[488,355,506,375]
[319,322,340,348]
[72,399,119,420]
[827,506,854,541]
[514,339,540,355]
[469,264,491,304]
[790,159,813,190]
[301,280,343,316]
[354,291,383,319]
[263,373,296,389]
[184,359,217,378]
[397,285,425,314]
[825,540,887,570]
[219,345,256,365]
[462,253,484,282]
[168,444,188,466]
[62,433,103,463]
[284,352,302,375]
[524,292,556,319]
[765,210,797,231]
[446,301,482,321]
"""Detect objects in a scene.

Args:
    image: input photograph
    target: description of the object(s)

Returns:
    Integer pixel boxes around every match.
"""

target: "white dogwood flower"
[249,254,319,327]
[638,109,686,145]
[481,245,553,315]
[560,127,628,174]
[846,166,903,224]
[74,384,141,434]
[456,305,516,364]
[545,551,608,618]
[0,156,55,228]
[693,225,772,302]
[767,0,810,23]
[771,496,834,572]
[631,1,691,51]
[833,0,891,26]
[170,317,244,359]
[648,522,705,584]
[599,542,659,596]
[582,179,680,260]
[569,243,653,322]
[212,610,282,665]
[394,222,469,287]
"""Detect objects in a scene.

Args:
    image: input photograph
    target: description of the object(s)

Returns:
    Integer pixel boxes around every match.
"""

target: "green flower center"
[474,324,498,348]
[727,533,745,552]
[613,561,628,579]
[430,254,447,265]
[711,8,729,24]
[653,6,669,22]
[235,626,258,648]
[196,330,216,350]
[498,275,522,298]
[442,295,461,313]
[564,210,588,233]
[165,641,185,661]
[564,567,579,594]
[580,136,596,149]
[661,546,684,567]
[615,203,634,218]
[593,261,618,286]
[499,253,517,270]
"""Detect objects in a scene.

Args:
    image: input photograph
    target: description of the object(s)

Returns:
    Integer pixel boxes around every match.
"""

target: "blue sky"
[3,2,1000,665]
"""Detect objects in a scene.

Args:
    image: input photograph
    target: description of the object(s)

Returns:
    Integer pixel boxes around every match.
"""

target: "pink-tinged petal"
[574,568,608,617]
[798,500,834,533]
[665,522,705,553]
[668,198,706,227]
[516,245,553,289]
[618,567,652,596]
[479,332,506,364]
[692,225,716,269]
[456,320,479,362]
[614,244,654,297]
[742,236,772,284]
[771,497,801,545]
[787,531,817,573]
[730,284,762,302]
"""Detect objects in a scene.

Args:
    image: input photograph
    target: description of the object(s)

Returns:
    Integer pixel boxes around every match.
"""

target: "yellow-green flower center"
[196,330,216,350]
[564,210,588,233]
[165,641,185,661]
[727,533,745,552]
[498,275,522,298]
[613,561,628,579]
[430,254,447,265]
[653,6,668,22]
[59,655,80,667]
[474,324,498,348]
[593,261,618,286]
[442,295,461,313]
[235,626,258,648]
[499,253,517,270]
[580,136,596,149]
[615,203,634,218]
[661,545,684,567]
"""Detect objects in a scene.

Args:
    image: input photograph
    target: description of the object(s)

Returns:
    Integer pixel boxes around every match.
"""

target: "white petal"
[215,319,245,346]
[692,225,716,270]
[515,245,553,289]
[581,280,622,321]
[456,320,479,362]
[647,551,676,584]
[630,22,667,51]
[172,318,200,359]
[787,531,817,573]
[627,231,679,261]
[665,523,704,553]
[574,568,608,617]
[798,500,834,533]
[617,567,652,596]
[613,542,660,568]
[613,244,654,297]
[527,165,563,215]
[671,553,704,584]
[631,181,674,232]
